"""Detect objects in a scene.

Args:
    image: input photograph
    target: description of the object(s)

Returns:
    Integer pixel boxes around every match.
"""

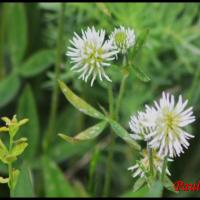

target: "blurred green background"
[0,2,200,197]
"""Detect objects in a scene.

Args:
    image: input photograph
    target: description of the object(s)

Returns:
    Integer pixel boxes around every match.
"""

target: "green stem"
[161,156,168,182]
[115,55,128,121]
[103,131,115,197]
[103,85,114,197]
[88,147,99,195]
[148,145,154,178]
[44,3,65,151]
[8,136,13,195]
[108,85,114,118]
[103,56,128,196]
[115,74,128,121]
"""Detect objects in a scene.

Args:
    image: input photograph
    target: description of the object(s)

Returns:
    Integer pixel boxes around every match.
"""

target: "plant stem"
[161,156,168,182]
[103,131,115,197]
[115,55,128,121]
[88,147,99,195]
[103,56,129,196]
[108,85,114,118]
[8,136,13,195]
[115,74,128,121]
[147,145,154,178]
[103,85,114,197]
[44,3,65,151]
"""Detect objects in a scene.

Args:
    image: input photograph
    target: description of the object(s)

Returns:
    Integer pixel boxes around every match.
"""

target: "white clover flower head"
[66,26,118,86]
[110,26,135,54]
[129,111,153,141]
[146,92,196,158]
[128,149,172,178]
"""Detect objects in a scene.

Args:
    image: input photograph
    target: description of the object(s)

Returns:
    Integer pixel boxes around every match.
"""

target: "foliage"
[0,2,200,197]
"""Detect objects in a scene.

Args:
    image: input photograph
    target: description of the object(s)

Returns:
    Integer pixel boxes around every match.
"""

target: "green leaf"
[0,176,9,184]
[42,156,77,197]
[0,139,8,163]
[11,164,35,197]
[14,137,28,144]
[122,181,163,198]
[148,181,163,197]
[0,126,9,132]
[7,3,27,66]
[9,124,19,138]
[109,119,141,150]
[17,85,39,161]
[0,139,8,155]
[30,141,93,170]
[73,181,90,197]
[0,73,20,108]
[3,155,17,164]
[162,175,177,193]
[130,65,151,82]
[58,121,107,143]
[47,141,93,164]
[19,50,56,77]
[11,141,28,157]
[131,29,149,58]
[133,177,146,192]
[121,185,149,197]
[59,80,105,119]
[89,148,100,180]
[10,169,20,191]
[88,147,100,192]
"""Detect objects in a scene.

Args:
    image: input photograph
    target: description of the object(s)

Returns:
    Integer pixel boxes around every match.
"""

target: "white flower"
[145,92,196,158]
[66,26,118,86]
[128,149,172,178]
[110,26,135,54]
[129,111,153,141]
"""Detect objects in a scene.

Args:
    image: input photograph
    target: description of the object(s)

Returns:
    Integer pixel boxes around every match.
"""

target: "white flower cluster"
[128,92,195,177]
[128,149,172,178]
[67,26,135,86]
[110,26,135,54]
